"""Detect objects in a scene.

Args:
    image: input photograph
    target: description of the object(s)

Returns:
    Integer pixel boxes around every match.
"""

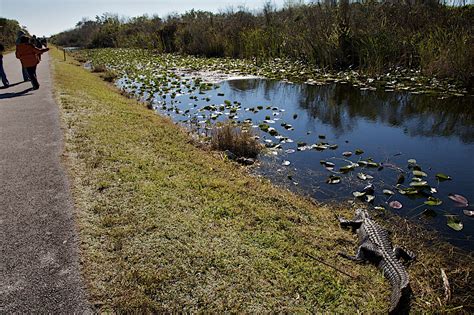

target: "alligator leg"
[393,246,416,262]
[338,217,363,231]
[339,241,381,264]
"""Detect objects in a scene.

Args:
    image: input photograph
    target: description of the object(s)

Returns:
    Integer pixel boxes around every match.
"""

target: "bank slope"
[51,47,472,313]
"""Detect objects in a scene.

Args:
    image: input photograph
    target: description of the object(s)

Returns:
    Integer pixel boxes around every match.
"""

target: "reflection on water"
[227,79,474,142]
[160,78,474,250]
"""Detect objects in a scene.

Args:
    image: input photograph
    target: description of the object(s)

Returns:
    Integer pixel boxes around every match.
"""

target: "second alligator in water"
[338,208,416,314]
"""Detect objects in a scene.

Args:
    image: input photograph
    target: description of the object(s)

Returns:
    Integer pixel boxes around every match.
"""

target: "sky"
[0,0,288,37]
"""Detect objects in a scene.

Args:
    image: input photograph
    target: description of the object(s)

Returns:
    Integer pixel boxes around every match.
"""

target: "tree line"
[0,18,24,48]
[50,1,473,85]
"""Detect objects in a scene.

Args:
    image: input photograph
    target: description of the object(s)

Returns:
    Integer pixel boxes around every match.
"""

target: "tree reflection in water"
[227,79,474,143]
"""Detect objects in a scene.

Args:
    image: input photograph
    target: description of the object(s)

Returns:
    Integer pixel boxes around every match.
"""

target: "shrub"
[210,121,261,158]
[101,70,118,82]
[92,64,107,73]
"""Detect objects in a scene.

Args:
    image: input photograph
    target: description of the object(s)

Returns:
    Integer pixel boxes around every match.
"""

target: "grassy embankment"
[50,47,473,312]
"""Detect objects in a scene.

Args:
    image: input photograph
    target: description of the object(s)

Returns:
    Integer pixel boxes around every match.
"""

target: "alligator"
[338,208,416,314]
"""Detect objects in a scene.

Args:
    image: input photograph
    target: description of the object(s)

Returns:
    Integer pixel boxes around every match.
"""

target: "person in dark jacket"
[15,36,49,90]
[0,43,10,87]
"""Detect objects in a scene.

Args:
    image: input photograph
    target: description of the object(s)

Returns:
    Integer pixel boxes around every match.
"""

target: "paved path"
[0,52,89,312]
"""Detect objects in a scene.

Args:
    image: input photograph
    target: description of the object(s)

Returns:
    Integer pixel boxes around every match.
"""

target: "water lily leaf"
[436,173,452,181]
[329,144,338,150]
[389,201,403,209]
[353,191,366,198]
[282,160,291,166]
[410,180,429,187]
[313,144,328,151]
[408,159,417,165]
[366,195,375,203]
[398,187,419,195]
[323,161,335,168]
[448,193,469,207]
[355,149,364,155]
[342,151,352,157]
[340,164,356,173]
[357,173,368,180]
[424,197,442,206]
[259,123,269,132]
[446,216,463,231]
[463,210,474,217]
[327,175,341,184]
[268,128,279,136]
[374,206,385,211]
[285,149,295,154]
[366,161,379,168]
[412,170,427,177]
[383,189,395,195]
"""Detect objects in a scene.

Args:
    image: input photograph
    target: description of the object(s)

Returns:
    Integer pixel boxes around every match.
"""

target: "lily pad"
[355,149,364,155]
[448,193,469,207]
[374,206,385,211]
[408,159,417,165]
[259,123,269,132]
[268,128,279,136]
[327,175,341,184]
[322,161,335,168]
[436,173,452,181]
[383,189,395,195]
[424,197,442,206]
[357,173,373,180]
[366,195,375,203]
[412,170,427,177]
[446,216,463,231]
[353,191,366,198]
[463,210,474,217]
[340,164,356,173]
[389,201,403,209]
[342,151,352,157]
[410,180,429,187]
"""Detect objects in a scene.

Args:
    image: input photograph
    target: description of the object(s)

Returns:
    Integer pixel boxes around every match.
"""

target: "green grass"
[50,47,473,313]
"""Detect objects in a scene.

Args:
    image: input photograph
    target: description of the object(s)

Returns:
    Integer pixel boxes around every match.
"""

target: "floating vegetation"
[448,194,469,207]
[446,216,463,231]
[78,48,473,243]
[389,201,403,209]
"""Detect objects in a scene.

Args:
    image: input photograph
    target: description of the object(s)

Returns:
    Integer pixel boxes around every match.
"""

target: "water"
[126,77,474,250]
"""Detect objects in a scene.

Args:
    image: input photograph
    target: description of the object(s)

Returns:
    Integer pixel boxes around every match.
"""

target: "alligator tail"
[389,282,411,314]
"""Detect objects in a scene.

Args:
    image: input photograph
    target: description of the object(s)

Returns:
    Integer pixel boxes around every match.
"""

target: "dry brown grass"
[210,121,262,158]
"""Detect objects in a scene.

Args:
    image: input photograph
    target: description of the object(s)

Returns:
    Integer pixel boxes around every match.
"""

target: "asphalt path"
[0,52,89,312]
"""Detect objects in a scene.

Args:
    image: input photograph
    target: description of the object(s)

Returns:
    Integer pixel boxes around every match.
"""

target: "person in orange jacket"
[15,35,49,90]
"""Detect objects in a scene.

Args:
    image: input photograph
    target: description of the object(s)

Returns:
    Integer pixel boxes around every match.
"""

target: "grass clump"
[51,47,473,313]
[210,121,261,158]
[91,64,107,73]
[100,69,118,82]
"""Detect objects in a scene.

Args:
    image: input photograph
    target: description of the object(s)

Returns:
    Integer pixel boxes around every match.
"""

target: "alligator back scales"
[338,209,415,314]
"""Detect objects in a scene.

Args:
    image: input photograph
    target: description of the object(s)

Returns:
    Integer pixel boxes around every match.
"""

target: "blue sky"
[1,0,289,37]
